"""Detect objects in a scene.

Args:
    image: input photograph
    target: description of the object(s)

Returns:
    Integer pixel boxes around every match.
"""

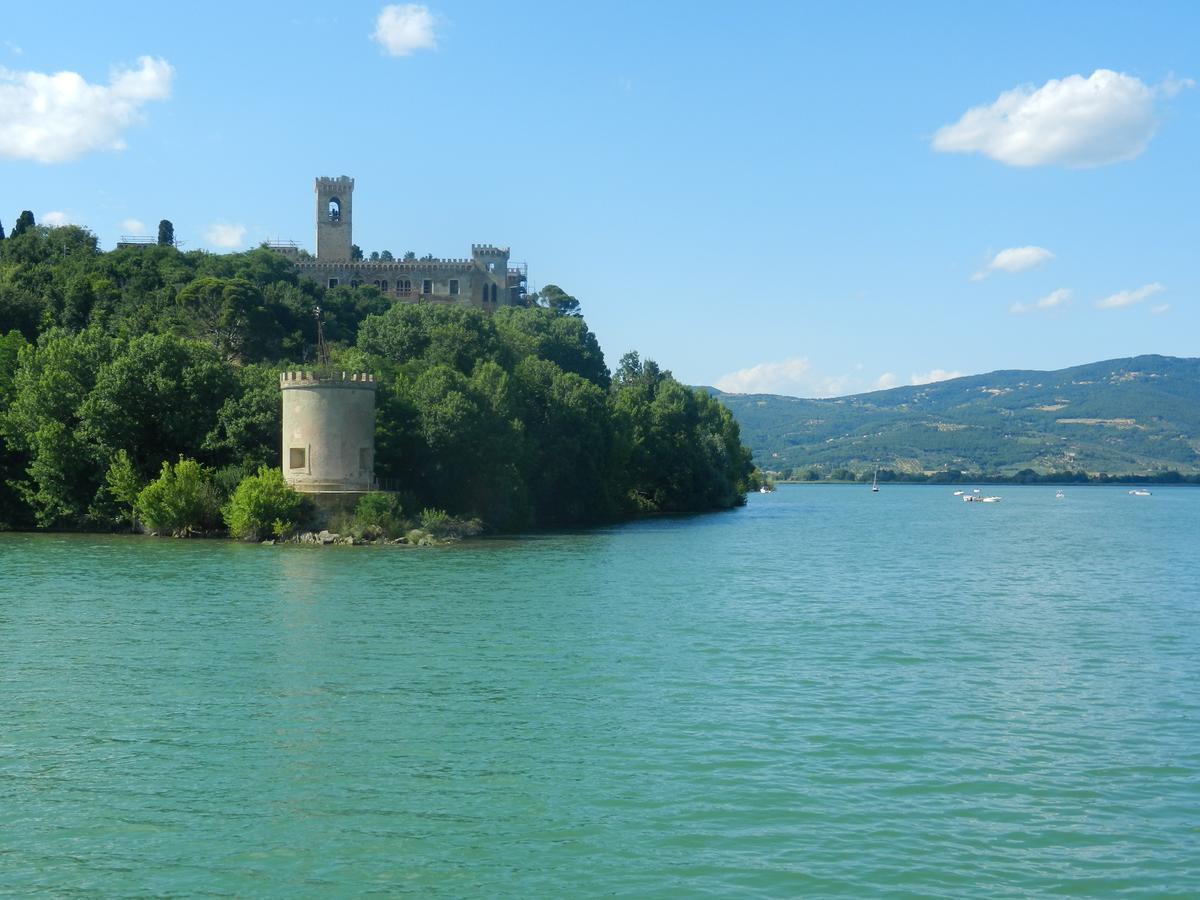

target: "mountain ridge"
[708,354,1200,475]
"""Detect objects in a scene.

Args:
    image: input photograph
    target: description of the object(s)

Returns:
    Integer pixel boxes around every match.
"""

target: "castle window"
[380,280,388,292]
[289,448,307,469]
[328,278,338,288]
[328,198,341,223]
[350,279,361,288]
[449,279,459,296]
[490,284,498,304]
[398,279,411,295]
[422,279,432,295]
[487,262,496,272]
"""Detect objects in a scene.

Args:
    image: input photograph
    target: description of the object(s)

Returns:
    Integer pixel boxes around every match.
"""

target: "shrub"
[136,457,222,536]
[104,449,144,526]
[223,466,307,541]
[353,492,406,538]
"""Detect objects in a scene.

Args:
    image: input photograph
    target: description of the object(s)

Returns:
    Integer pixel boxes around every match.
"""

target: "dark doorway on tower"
[328,198,341,223]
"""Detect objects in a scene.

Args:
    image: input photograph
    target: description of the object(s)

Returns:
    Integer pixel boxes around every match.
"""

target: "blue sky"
[2,1,1196,396]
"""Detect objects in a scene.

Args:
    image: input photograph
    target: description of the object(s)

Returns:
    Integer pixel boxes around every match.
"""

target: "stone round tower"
[279,371,377,492]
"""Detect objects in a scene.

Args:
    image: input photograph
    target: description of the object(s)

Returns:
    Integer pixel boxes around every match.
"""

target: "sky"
[1,1,1197,397]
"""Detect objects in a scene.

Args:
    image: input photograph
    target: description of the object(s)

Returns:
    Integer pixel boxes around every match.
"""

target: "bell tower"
[315,176,354,261]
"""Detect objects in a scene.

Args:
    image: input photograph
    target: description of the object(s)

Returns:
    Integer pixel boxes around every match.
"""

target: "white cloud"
[911,369,963,386]
[972,245,1054,280]
[714,358,882,398]
[0,56,173,163]
[372,4,437,56]
[41,210,72,227]
[875,372,898,390]
[933,69,1181,168]
[1096,282,1164,310]
[205,223,246,249]
[1150,303,1171,315]
[121,218,146,235]
[1011,287,1072,314]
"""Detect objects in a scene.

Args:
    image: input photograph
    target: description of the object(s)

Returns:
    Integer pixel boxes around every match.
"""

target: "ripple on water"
[1,487,1199,896]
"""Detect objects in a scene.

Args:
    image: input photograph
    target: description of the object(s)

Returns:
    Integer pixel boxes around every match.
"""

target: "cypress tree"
[157,219,175,246]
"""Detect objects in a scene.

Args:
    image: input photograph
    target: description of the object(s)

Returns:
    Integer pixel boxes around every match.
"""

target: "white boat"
[1055,490,1065,499]
[953,490,964,496]
[980,496,1001,503]
[1129,489,1152,496]
[871,466,879,493]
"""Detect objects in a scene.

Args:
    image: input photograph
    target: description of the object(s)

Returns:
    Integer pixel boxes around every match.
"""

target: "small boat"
[1129,489,1152,496]
[953,490,964,496]
[759,485,770,494]
[1055,490,1065,499]
[871,466,879,493]
[980,495,1002,503]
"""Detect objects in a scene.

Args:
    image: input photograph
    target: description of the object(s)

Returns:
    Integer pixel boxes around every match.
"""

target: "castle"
[269,176,526,309]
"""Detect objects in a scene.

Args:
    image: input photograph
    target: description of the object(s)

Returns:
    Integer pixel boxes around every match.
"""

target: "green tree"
[223,466,306,541]
[174,276,280,361]
[104,449,144,527]
[11,210,34,238]
[136,456,221,536]
[157,219,175,246]
[351,244,364,261]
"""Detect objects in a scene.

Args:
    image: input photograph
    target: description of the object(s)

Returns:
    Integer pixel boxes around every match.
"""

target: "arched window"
[490,284,498,304]
[328,198,341,223]
[380,280,388,292]
[398,279,411,295]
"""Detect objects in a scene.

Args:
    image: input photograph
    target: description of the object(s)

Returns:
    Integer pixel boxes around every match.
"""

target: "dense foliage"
[713,355,1200,477]
[0,224,755,532]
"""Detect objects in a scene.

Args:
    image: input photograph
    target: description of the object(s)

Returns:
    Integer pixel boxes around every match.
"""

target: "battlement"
[472,243,510,256]
[280,371,377,389]
[315,176,355,191]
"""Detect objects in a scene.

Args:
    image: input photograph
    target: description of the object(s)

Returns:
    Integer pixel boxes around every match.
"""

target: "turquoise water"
[2,485,1198,896]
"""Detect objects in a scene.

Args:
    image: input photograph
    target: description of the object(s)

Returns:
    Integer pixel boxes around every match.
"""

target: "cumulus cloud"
[205,223,246,249]
[715,358,876,398]
[121,218,147,235]
[1096,282,1164,309]
[875,372,898,390]
[972,245,1054,280]
[0,56,173,163]
[41,210,72,227]
[911,369,963,386]
[933,69,1185,168]
[372,4,437,56]
[1011,287,1072,314]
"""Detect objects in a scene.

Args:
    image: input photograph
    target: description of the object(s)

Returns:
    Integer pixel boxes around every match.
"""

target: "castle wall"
[280,372,377,492]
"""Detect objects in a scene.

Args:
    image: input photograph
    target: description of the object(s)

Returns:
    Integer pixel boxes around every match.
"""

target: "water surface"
[2,485,1198,896]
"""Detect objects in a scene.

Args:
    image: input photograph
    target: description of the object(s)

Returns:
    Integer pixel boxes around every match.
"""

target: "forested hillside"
[712,356,1200,477]
[0,221,755,532]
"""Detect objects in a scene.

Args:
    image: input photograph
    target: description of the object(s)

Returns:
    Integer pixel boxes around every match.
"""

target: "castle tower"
[315,176,354,261]
[279,371,377,492]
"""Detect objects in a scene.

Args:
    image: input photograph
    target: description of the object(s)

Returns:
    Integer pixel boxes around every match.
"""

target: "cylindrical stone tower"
[279,371,377,492]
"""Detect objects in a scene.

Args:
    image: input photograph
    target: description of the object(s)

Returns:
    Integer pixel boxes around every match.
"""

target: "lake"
[2,485,1198,896]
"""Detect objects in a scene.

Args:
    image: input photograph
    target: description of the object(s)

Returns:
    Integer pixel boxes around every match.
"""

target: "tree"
[136,456,221,536]
[351,244,364,261]
[369,251,380,262]
[535,284,581,317]
[403,250,416,260]
[0,219,5,240]
[379,250,394,261]
[157,219,175,246]
[223,466,307,541]
[11,210,34,238]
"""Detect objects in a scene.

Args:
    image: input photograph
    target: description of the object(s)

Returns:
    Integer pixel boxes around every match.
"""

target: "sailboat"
[871,466,879,493]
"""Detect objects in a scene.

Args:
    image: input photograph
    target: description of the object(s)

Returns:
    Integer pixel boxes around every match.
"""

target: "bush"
[224,466,307,541]
[136,457,222,536]
[419,507,482,539]
[353,492,406,538]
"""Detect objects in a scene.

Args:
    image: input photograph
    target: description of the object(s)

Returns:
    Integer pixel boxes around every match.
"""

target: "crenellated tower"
[315,176,354,261]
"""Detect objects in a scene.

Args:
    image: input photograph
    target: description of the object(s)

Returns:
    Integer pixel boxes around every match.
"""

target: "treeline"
[0,223,756,533]
[776,467,1200,485]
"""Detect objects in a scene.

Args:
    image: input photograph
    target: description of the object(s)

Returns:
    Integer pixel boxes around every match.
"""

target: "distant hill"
[708,355,1200,476]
